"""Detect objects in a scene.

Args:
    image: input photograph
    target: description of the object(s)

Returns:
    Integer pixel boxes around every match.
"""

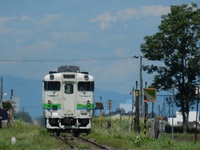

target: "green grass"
[87,117,200,150]
[1,117,200,149]
[0,119,68,150]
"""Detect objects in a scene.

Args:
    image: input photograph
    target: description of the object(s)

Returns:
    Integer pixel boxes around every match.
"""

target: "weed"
[38,128,49,136]
[133,135,141,147]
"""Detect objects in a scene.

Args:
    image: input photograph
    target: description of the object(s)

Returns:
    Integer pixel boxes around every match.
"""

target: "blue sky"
[0,0,199,95]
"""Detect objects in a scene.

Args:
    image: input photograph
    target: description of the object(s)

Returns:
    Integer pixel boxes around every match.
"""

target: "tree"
[14,111,33,124]
[115,108,126,114]
[141,3,200,133]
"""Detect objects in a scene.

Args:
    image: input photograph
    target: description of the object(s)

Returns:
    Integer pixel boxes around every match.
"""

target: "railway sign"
[144,88,156,102]
[95,102,104,109]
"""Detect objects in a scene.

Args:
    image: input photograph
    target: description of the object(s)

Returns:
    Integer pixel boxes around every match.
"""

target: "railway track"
[55,133,111,150]
[77,136,111,150]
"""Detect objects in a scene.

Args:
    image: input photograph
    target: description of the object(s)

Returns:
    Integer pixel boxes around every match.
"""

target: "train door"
[62,82,76,115]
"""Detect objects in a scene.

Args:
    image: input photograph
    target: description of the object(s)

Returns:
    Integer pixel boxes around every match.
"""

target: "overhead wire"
[0,56,132,63]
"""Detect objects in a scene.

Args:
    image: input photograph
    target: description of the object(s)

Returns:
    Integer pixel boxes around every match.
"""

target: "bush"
[165,124,199,133]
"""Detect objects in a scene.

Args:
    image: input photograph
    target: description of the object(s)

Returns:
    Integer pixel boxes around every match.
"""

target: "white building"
[119,98,134,113]
[12,96,19,113]
[119,103,133,113]
[168,111,199,126]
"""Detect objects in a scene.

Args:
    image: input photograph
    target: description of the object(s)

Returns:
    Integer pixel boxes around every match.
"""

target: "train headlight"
[84,75,89,80]
[50,74,54,80]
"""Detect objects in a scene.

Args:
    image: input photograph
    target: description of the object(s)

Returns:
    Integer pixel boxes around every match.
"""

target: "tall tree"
[141,3,200,132]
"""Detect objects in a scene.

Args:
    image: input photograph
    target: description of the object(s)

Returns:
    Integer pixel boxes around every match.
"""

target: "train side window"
[65,84,73,94]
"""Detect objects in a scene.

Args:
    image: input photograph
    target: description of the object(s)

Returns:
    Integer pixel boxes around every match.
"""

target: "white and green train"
[42,66,94,136]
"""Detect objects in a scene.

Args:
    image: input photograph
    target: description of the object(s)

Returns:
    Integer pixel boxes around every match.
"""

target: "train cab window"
[44,81,60,91]
[65,84,73,94]
[78,81,94,91]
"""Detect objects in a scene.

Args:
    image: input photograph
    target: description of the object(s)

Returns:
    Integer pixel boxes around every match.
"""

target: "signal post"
[143,88,156,138]
[134,89,140,133]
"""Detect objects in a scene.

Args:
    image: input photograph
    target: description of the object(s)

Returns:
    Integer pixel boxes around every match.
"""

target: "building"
[119,99,134,113]
[168,111,199,126]
[119,103,133,113]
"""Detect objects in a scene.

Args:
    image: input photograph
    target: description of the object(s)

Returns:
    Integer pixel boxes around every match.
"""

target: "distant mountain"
[1,75,42,118]
[94,88,131,115]
[0,75,130,118]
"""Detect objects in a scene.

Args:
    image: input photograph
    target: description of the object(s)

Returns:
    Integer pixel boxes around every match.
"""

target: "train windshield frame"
[78,81,94,91]
[44,81,60,91]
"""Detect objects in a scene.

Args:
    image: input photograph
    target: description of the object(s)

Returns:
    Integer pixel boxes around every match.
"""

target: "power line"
[0,57,132,63]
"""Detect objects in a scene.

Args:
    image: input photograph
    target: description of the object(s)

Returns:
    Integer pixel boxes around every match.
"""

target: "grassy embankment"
[0,119,68,150]
[0,117,200,150]
[87,116,200,150]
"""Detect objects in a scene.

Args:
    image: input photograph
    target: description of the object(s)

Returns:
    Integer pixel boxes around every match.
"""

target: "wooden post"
[134,89,140,133]
[10,101,12,126]
[100,96,103,128]
[144,102,148,138]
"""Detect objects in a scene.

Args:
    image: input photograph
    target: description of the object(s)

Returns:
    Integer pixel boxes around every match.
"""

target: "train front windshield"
[44,81,94,92]
[78,82,94,91]
[44,81,60,91]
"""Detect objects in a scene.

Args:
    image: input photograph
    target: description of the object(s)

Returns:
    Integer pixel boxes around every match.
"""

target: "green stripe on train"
[43,103,62,109]
[43,103,94,109]
[76,104,94,109]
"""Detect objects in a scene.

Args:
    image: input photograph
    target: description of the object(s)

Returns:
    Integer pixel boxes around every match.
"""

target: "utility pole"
[0,77,3,109]
[100,96,103,128]
[172,84,175,140]
[139,56,143,116]
[10,89,14,126]
[144,81,148,138]
[195,86,199,143]
[133,55,143,116]
[107,99,112,128]
[134,81,140,133]
[129,86,135,132]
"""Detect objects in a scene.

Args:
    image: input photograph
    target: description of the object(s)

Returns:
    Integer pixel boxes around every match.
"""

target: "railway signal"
[95,97,104,128]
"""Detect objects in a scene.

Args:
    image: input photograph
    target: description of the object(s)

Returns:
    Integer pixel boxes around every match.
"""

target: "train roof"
[44,72,94,81]
[57,65,80,73]
[44,65,94,81]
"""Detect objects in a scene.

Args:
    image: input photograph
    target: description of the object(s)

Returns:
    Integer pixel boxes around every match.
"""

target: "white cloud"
[116,9,138,20]
[37,14,63,28]
[91,5,170,30]
[90,11,117,29]
[93,11,117,23]
[0,16,17,25]
[0,17,16,36]
[19,15,32,21]
[140,5,170,16]
[11,40,57,60]
[90,9,137,30]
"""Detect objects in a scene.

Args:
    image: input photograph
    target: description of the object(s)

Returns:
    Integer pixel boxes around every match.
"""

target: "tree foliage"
[14,111,33,124]
[141,3,200,131]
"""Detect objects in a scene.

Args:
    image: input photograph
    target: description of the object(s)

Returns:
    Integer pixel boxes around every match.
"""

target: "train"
[42,65,94,136]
